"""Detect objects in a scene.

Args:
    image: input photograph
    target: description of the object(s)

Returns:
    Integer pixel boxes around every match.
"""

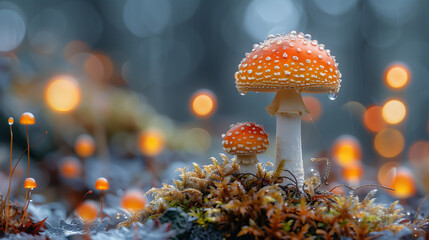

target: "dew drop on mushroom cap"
[234,31,342,187]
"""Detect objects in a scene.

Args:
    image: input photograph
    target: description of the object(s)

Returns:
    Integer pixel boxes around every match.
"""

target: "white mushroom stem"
[236,155,258,174]
[266,89,308,188]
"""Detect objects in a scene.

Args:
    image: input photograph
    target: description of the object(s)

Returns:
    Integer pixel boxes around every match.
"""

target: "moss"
[120,154,428,239]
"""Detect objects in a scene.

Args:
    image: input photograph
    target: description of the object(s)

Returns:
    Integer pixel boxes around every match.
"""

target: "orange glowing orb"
[374,128,404,158]
[341,163,363,184]
[20,112,35,125]
[138,129,165,157]
[389,167,416,199]
[76,201,98,223]
[45,75,81,112]
[95,177,109,191]
[382,99,407,125]
[385,64,410,89]
[190,90,217,118]
[332,135,361,167]
[378,161,399,187]
[63,40,90,60]
[75,134,95,158]
[84,53,114,83]
[24,177,37,189]
[302,96,322,122]
[363,106,387,133]
[408,141,429,165]
[120,189,146,213]
[60,157,82,179]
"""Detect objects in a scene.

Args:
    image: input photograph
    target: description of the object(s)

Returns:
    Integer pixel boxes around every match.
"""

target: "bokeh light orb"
[76,201,98,222]
[244,0,302,40]
[190,90,217,118]
[138,129,165,157]
[75,134,95,158]
[0,9,26,52]
[378,161,398,186]
[408,141,429,164]
[183,127,212,154]
[363,106,387,133]
[45,75,81,112]
[385,64,410,89]
[302,96,322,122]
[341,163,363,184]
[60,157,82,179]
[389,167,416,199]
[121,189,146,213]
[374,128,404,158]
[123,0,171,38]
[382,99,407,125]
[332,135,361,167]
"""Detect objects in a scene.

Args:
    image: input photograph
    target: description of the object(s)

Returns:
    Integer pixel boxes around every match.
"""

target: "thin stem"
[78,190,93,207]
[20,189,30,226]
[11,131,47,178]
[5,124,13,232]
[100,190,103,221]
[414,191,429,224]
[26,125,30,178]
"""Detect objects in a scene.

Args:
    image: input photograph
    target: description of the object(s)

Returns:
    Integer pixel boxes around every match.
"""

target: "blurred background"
[0,0,427,208]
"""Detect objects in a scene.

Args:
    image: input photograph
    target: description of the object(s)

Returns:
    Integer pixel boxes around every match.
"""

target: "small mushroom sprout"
[222,122,269,174]
[95,177,109,221]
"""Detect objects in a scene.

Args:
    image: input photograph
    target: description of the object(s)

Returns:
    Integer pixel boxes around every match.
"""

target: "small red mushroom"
[222,122,269,174]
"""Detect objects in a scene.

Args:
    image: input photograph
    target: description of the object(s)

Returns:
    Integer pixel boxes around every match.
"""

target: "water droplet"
[325,182,329,185]
[240,91,247,96]
[328,91,337,100]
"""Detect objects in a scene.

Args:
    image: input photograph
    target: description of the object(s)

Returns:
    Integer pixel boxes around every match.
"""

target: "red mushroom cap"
[222,122,269,155]
[235,31,341,95]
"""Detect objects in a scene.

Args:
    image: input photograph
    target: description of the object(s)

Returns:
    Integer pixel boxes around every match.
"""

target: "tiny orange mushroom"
[95,177,109,190]
[222,122,269,174]
[24,177,37,189]
[20,112,35,125]
[95,177,109,221]
[21,177,37,225]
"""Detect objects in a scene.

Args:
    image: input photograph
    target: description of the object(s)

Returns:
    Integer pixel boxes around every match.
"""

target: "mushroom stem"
[236,155,258,174]
[266,89,308,188]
